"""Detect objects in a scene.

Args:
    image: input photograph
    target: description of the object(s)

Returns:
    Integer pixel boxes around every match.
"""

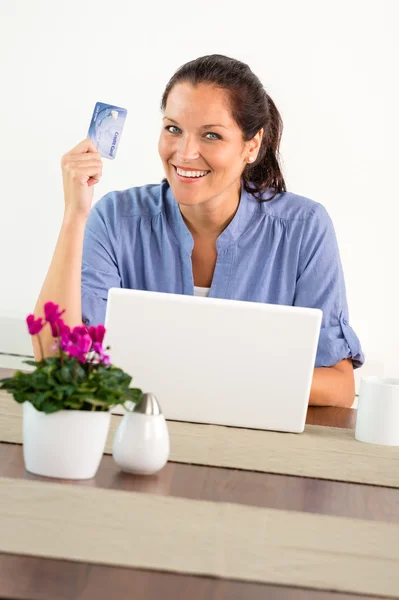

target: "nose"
[177,134,200,163]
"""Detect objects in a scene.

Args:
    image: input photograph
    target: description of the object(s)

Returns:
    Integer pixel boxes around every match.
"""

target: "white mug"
[355,376,399,446]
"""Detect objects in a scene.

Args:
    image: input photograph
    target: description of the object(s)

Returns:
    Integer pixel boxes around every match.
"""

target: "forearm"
[309,361,355,407]
[32,214,87,360]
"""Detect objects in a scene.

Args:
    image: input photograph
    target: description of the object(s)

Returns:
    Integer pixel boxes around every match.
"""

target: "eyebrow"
[163,117,228,130]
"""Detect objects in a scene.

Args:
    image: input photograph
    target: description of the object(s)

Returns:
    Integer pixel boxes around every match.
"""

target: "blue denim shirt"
[82,180,364,368]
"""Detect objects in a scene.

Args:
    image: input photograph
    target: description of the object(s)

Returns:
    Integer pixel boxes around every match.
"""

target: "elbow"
[337,363,356,408]
[326,373,355,408]
[310,359,356,407]
[339,387,356,408]
[331,368,356,408]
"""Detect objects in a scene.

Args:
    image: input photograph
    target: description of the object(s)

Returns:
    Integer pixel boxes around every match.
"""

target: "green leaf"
[124,388,143,403]
[75,385,97,395]
[23,360,41,368]
[41,400,62,414]
[63,399,83,409]
[85,397,110,407]
[75,364,87,382]
[12,392,27,404]
[60,365,73,382]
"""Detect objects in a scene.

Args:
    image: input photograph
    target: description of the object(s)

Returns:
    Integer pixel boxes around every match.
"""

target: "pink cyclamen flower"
[88,325,106,345]
[53,319,71,350]
[69,326,91,349]
[50,317,71,339]
[64,330,92,363]
[92,342,103,355]
[66,346,88,363]
[44,302,65,325]
[101,353,111,366]
[92,341,111,365]
[26,314,44,335]
[70,325,89,340]
[76,333,92,355]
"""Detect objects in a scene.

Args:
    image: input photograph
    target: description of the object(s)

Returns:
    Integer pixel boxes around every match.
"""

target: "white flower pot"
[112,411,170,475]
[23,402,111,479]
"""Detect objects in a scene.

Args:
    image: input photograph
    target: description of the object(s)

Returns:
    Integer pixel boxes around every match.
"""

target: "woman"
[33,54,364,406]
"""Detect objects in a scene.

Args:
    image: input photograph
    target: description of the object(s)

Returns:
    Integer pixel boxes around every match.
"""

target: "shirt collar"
[164,180,261,253]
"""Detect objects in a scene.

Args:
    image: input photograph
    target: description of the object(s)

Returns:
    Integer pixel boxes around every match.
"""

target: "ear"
[247,128,263,163]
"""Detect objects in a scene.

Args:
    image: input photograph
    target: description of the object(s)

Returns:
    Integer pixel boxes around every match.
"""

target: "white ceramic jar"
[112,393,170,475]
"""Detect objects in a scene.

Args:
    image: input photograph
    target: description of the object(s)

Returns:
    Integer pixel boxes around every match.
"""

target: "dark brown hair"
[160,54,286,202]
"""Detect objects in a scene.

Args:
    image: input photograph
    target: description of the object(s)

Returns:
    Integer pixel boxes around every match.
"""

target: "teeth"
[176,167,209,178]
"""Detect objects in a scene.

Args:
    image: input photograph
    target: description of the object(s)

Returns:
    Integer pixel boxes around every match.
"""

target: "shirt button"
[343,317,348,325]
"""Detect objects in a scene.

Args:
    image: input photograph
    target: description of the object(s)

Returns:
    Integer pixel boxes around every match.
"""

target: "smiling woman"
[32,54,364,407]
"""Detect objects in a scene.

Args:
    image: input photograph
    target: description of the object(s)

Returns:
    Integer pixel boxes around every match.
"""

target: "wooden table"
[0,368,395,600]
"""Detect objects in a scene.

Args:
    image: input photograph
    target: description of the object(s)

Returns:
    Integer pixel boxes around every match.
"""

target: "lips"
[173,165,210,173]
[172,165,210,182]
[173,165,210,172]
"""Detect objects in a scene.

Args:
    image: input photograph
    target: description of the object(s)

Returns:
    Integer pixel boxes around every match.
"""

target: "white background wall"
[0,0,398,379]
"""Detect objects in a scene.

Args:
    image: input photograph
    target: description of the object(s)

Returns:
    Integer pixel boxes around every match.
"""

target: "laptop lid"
[104,288,322,433]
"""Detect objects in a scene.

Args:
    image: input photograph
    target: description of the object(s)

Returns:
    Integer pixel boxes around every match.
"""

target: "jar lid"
[133,392,162,416]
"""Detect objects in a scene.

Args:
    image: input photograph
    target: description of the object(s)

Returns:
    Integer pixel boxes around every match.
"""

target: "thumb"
[68,138,98,156]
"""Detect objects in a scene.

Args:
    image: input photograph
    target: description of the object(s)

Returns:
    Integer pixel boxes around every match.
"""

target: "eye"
[165,125,181,134]
[205,132,221,140]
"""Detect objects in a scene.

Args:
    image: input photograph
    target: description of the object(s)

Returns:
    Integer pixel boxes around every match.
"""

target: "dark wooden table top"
[0,368,392,600]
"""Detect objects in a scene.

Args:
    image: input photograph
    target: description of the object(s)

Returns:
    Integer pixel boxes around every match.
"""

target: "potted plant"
[0,302,142,480]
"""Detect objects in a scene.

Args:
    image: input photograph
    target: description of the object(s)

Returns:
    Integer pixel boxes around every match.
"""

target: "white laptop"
[104,288,322,433]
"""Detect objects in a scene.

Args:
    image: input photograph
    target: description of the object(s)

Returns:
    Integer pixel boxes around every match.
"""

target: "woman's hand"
[61,138,103,221]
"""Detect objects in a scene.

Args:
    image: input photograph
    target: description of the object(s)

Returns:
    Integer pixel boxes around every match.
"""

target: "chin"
[170,189,205,206]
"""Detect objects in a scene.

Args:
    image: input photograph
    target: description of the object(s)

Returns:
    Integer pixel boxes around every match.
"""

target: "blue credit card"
[87,102,127,159]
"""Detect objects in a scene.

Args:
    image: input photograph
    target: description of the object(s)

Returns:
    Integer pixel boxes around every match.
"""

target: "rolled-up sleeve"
[293,204,364,368]
[81,197,121,327]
